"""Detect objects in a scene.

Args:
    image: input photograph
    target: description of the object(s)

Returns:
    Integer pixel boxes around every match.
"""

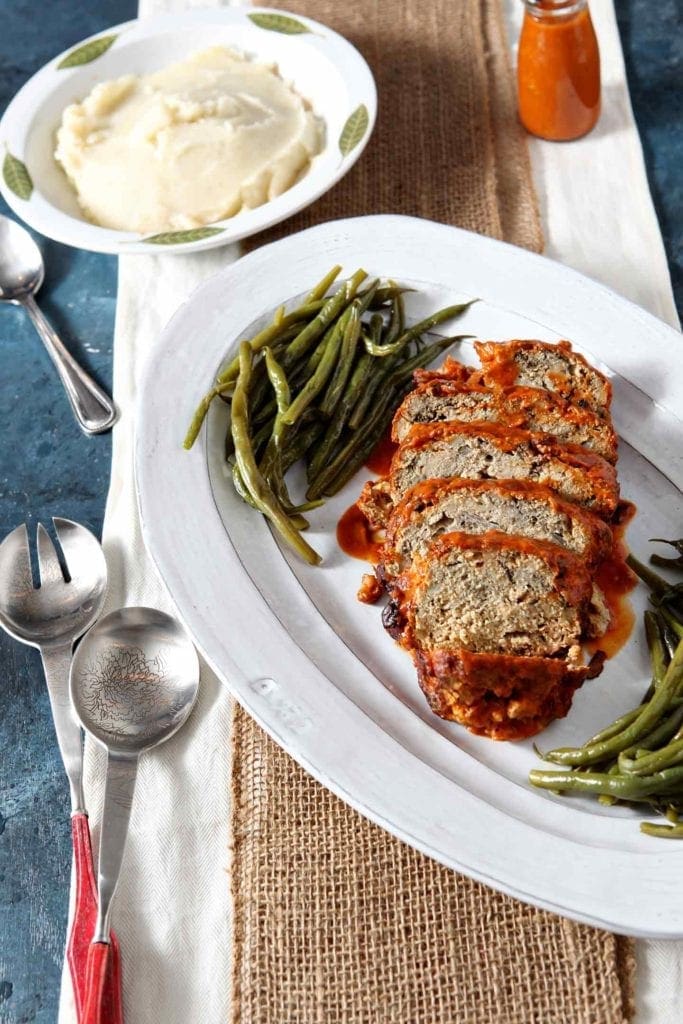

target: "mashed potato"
[54,46,324,233]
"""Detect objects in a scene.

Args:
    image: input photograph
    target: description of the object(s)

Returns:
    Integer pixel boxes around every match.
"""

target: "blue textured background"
[0,1,680,1021]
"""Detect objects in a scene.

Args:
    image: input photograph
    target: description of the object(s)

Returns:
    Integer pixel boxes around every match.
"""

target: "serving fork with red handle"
[0,519,123,1023]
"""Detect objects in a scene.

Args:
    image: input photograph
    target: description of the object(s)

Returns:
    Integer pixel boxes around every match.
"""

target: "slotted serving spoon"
[0,518,123,1023]
[70,606,199,1024]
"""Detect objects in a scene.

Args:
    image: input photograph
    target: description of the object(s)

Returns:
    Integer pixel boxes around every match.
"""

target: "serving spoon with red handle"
[70,607,199,1024]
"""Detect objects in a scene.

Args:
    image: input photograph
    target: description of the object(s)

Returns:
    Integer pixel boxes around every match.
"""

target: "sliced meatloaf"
[381,478,613,581]
[391,380,618,461]
[474,339,612,416]
[414,648,593,741]
[402,531,595,661]
[389,422,619,519]
[398,531,601,740]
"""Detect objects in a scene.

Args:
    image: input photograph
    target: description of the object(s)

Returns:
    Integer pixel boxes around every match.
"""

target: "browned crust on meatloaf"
[391,379,618,462]
[474,339,612,414]
[414,647,590,740]
[382,478,613,579]
[389,421,619,518]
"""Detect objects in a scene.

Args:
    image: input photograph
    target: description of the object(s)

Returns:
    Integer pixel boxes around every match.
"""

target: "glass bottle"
[518,0,601,141]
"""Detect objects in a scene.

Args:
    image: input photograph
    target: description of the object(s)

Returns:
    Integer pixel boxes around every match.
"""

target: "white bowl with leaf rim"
[0,8,376,254]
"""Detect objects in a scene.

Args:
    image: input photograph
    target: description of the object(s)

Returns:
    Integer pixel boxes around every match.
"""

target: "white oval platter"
[0,9,375,254]
[136,214,683,937]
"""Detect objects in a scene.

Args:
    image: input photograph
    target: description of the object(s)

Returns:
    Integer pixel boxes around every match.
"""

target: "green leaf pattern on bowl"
[143,227,225,245]
[339,104,369,158]
[3,151,33,200]
[57,34,118,69]
[248,13,311,34]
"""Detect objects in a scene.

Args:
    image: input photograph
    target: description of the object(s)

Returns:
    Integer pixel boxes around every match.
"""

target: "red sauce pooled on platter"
[338,430,397,563]
[587,500,638,660]
[336,503,383,564]
[364,430,398,476]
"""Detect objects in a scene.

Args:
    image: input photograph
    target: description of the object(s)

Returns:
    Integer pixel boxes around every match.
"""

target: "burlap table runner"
[232,2,635,1021]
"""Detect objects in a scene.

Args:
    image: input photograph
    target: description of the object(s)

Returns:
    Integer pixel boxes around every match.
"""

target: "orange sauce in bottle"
[518,0,601,141]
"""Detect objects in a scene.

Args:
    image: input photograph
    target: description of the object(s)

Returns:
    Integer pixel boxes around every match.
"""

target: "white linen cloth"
[59,1,680,1021]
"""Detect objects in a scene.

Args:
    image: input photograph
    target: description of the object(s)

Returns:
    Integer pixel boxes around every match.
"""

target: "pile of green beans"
[529,540,683,837]
[183,266,474,564]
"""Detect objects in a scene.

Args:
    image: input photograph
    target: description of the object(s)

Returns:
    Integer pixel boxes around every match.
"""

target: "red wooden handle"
[67,813,124,1024]
[83,942,110,1024]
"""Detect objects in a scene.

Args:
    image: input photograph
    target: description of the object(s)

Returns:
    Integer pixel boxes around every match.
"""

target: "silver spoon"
[0,214,117,434]
[70,606,199,1024]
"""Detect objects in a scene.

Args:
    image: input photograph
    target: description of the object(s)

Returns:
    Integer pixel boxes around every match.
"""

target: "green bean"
[216,300,326,385]
[641,821,683,838]
[308,343,366,480]
[282,418,325,472]
[184,312,322,448]
[596,762,621,805]
[183,379,233,449]
[253,396,278,429]
[619,732,683,776]
[385,290,405,344]
[369,285,415,306]
[231,462,257,509]
[319,303,361,418]
[308,380,407,500]
[252,418,276,462]
[259,347,292,486]
[649,537,683,571]
[305,264,342,302]
[281,311,348,426]
[370,313,385,342]
[264,348,290,416]
[627,553,676,598]
[307,333,465,499]
[529,764,683,799]
[355,280,380,316]
[321,402,400,496]
[542,639,683,767]
[361,300,477,357]
[309,350,374,475]
[231,343,321,565]
[660,604,683,640]
[660,615,681,659]
[646,609,670,682]
[352,333,466,438]
[389,335,470,386]
[349,347,402,428]
[585,706,643,746]
[618,701,683,759]
[243,324,307,424]
[346,302,411,430]
[283,269,367,365]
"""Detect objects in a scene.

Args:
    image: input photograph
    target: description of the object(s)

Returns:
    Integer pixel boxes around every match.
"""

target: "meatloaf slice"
[414,648,592,741]
[389,421,619,518]
[381,478,612,581]
[403,531,594,662]
[391,380,618,462]
[474,339,612,416]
